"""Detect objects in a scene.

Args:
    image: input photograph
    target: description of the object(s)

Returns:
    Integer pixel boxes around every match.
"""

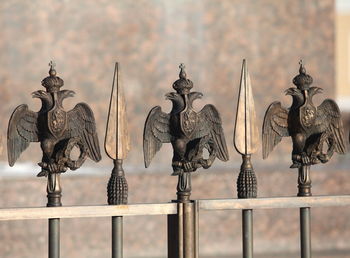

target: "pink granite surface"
[1,0,349,257]
[0,0,338,167]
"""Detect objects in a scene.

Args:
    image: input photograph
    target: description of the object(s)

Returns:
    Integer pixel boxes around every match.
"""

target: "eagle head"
[285,87,305,108]
[165,92,185,114]
[31,90,53,111]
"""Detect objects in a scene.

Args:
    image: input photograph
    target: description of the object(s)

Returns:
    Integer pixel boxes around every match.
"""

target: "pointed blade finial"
[234,59,259,155]
[105,62,130,160]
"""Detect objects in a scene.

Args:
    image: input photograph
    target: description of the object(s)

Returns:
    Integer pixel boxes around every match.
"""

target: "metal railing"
[1,195,349,258]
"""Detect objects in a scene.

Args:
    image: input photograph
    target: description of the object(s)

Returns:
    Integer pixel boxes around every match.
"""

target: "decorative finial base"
[47,173,62,207]
[297,165,312,197]
[107,159,128,205]
[176,173,192,203]
[237,155,257,199]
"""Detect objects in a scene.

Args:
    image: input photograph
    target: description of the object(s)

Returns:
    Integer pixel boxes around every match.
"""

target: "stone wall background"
[1,0,350,257]
[0,0,341,167]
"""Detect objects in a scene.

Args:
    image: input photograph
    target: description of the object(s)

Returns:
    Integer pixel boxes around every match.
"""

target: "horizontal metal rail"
[199,195,350,210]
[0,203,177,221]
[0,195,349,221]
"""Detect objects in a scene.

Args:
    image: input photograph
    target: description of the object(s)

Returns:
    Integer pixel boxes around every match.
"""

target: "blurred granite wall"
[0,0,339,167]
[1,0,350,257]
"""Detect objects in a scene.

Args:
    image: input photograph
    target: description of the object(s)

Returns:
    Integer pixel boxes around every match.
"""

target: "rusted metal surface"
[143,64,229,202]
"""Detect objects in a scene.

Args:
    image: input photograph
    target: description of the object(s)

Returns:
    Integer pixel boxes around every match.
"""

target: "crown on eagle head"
[41,61,64,93]
[172,63,193,95]
[292,60,313,91]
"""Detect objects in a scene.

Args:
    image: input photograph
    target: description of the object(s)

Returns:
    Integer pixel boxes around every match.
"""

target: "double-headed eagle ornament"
[8,62,101,177]
[143,64,229,201]
[262,61,346,168]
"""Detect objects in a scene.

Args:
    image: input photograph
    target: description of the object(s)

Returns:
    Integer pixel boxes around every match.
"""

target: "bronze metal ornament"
[7,61,102,258]
[234,59,259,199]
[104,62,130,258]
[105,62,130,206]
[143,64,229,202]
[262,60,347,258]
[7,61,101,206]
[234,59,259,258]
[262,61,346,171]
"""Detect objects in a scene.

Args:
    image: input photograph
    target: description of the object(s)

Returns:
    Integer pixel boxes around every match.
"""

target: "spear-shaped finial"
[105,62,130,205]
[234,59,259,198]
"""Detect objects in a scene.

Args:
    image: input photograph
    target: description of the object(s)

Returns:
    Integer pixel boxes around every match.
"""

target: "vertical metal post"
[237,155,257,258]
[47,173,62,258]
[242,209,253,258]
[183,202,195,258]
[300,207,311,258]
[48,218,60,258]
[173,171,194,258]
[108,160,127,258]
[298,165,312,258]
[168,202,183,258]
[112,216,123,258]
[167,213,178,258]
[194,200,199,258]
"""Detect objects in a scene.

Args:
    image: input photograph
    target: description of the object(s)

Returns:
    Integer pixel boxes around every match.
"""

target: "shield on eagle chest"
[180,107,198,138]
[47,104,67,138]
[299,99,317,130]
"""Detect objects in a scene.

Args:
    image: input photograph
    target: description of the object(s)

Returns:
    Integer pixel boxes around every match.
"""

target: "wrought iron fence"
[3,59,349,258]
[0,195,349,258]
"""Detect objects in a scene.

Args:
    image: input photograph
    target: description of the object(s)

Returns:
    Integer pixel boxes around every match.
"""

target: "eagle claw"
[301,153,310,165]
[199,158,212,169]
[319,154,329,163]
[38,162,68,175]
[290,153,311,168]
[183,162,194,172]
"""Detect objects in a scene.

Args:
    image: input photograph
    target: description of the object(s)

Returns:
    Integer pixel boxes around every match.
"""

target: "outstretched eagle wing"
[8,104,39,166]
[315,99,346,154]
[67,103,101,162]
[262,101,289,159]
[143,106,171,168]
[195,104,229,161]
